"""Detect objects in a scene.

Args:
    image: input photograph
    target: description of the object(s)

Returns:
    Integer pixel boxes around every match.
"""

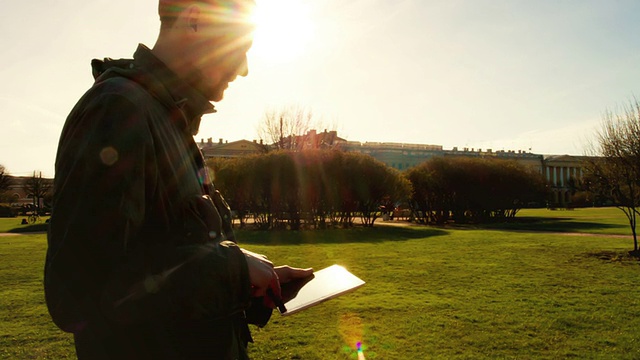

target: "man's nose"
[238,55,249,77]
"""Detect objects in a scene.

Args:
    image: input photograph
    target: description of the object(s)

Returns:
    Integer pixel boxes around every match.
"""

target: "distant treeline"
[207,150,548,229]
[406,157,547,224]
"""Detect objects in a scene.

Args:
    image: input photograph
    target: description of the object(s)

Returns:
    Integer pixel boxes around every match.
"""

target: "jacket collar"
[92,44,215,135]
[133,44,216,135]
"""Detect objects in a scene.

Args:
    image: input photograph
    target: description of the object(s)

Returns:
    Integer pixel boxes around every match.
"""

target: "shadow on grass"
[7,223,49,233]
[235,225,448,245]
[582,250,640,264]
[450,216,626,234]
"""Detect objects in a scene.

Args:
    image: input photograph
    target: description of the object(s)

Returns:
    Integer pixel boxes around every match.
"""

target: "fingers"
[241,248,313,310]
[274,266,314,283]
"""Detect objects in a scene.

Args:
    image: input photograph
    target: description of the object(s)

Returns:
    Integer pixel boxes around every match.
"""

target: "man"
[44,0,312,358]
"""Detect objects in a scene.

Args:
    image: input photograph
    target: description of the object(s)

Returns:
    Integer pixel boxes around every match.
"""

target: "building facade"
[2,175,54,210]
[339,141,443,171]
[199,138,267,159]
[542,155,589,207]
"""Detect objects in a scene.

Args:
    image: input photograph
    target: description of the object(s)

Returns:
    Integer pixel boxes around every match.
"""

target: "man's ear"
[185,5,202,32]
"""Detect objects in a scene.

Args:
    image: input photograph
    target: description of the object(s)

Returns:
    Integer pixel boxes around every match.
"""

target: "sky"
[1,0,639,178]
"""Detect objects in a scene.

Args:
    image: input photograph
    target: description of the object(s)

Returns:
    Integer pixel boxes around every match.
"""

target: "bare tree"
[23,171,53,213]
[0,165,12,203]
[584,97,640,255]
[256,104,337,150]
[0,165,10,193]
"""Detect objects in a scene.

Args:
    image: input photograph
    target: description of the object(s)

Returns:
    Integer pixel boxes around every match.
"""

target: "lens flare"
[357,341,366,360]
[339,313,368,358]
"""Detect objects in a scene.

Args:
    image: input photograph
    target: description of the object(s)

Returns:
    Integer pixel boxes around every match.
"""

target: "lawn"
[1,208,639,359]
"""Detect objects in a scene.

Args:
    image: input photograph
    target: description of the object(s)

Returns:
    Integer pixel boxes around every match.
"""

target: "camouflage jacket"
[45,44,268,359]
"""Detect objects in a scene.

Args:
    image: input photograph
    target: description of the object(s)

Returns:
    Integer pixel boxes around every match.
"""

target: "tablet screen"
[280,264,365,316]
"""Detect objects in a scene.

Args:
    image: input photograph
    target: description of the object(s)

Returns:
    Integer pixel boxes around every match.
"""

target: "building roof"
[200,138,266,158]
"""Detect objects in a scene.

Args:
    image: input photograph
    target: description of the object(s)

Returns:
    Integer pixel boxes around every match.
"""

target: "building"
[339,141,443,171]
[199,138,267,159]
[199,130,346,159]
[278,129,346,150]
[444,147,544,172]
[2,175,53,209]
[542,155,590,206]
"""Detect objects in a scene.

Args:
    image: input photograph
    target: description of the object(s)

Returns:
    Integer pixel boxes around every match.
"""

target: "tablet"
[279,264,365,316]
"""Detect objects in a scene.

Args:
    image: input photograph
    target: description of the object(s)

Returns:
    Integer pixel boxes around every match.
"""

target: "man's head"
[153,0,256,101]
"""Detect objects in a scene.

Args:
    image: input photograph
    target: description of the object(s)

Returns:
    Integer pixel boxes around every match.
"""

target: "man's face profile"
[180,0,256,101]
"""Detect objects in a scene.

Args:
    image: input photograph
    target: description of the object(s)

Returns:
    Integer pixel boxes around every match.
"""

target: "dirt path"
[0,231,46,237]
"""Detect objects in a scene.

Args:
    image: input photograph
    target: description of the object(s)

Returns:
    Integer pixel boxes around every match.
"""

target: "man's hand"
[242,249,313,309]
[242,249,277,298]
[274,266,314,284]
[277,266,315,303]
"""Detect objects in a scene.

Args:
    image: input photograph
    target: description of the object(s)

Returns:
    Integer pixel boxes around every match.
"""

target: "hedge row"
[406,157,548,224]
[208,150,411,229]
[208,151,548,229]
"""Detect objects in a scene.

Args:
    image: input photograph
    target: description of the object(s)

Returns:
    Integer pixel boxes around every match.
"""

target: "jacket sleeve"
[45,89,251,332]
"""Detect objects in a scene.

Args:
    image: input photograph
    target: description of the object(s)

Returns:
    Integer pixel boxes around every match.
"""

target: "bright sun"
[250,0,315,62]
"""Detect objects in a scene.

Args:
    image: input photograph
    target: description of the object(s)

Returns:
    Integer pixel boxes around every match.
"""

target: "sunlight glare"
[251,0,315,62]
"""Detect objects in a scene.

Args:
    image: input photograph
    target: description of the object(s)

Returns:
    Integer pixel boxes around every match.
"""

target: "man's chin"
[210,93,224,102]
[206,87,226,102]
[196,82,226,102]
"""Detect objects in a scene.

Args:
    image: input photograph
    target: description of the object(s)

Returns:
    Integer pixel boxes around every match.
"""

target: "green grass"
[1,208,640,359]
[244,227,640,359]
[0,234,74,359]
